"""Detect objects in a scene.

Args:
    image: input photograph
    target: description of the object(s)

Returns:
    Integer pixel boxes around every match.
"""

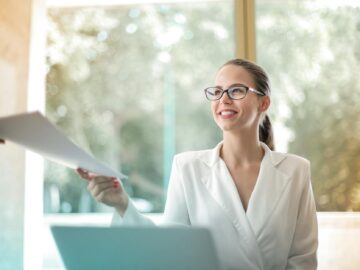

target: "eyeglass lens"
[206,86,247,100]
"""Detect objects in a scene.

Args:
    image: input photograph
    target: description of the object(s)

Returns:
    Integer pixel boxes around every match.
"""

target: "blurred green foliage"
[256,1,360,211]
[45,2,232,213]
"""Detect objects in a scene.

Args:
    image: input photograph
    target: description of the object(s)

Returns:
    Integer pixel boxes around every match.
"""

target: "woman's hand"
[76,168,129,217]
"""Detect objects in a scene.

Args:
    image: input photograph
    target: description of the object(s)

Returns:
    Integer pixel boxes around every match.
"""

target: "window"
[39,1,360,269]
[43,2,235,268]
[44,1,234,215]
[255,0,360,211]
[40,0,360,269]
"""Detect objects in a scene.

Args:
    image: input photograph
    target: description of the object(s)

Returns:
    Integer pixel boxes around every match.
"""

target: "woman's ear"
[259,96,270,112]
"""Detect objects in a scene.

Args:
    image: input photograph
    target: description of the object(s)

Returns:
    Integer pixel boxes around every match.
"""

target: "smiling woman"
[81,58,318,270]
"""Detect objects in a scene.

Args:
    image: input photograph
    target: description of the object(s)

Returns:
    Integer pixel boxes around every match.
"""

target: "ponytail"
[259,114,275,151]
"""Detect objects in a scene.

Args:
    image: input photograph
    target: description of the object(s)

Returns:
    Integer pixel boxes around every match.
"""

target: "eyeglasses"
[204,84,266,101]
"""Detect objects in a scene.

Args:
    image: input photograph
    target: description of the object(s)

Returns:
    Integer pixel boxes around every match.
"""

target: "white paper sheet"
[0,111,127,179]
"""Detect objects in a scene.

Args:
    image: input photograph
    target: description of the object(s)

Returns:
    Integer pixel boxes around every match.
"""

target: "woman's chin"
[219,123,237,132]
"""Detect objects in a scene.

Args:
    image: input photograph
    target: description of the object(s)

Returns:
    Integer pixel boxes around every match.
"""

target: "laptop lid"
[50,225,221,270]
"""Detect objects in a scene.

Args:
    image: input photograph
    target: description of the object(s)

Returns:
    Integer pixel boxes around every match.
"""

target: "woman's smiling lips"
[218,109,238,120]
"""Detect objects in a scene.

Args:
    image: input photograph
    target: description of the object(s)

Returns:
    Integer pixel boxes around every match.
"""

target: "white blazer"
[112,142,318,270]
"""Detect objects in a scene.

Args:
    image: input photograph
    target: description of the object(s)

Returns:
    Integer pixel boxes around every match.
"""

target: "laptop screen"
[51,225,221,270]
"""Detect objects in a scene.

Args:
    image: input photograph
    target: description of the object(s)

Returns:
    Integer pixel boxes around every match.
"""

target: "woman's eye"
[231,87,245,94]
[213,89,222,96]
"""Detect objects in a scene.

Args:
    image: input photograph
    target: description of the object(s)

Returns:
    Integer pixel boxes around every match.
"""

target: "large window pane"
[256,0,360,211]
[45,2,234,214]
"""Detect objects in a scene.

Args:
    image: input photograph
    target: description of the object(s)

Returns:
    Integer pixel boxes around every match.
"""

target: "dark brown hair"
[221,58,275,150]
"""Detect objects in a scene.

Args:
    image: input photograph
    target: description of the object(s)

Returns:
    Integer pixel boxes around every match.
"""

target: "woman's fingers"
[76,168,90,180]
[76,168,96,181]
[94,186,118,203]
[89,178,118,197]
[75,169,125,207]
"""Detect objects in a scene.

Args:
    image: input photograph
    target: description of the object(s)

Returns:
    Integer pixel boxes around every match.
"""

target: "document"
[0,111,127,179]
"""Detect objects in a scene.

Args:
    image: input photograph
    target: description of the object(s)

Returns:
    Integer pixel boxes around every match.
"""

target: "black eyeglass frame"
[204,84,266,101]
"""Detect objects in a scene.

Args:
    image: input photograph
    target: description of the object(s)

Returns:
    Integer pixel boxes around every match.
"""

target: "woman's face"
[211,64,267,133]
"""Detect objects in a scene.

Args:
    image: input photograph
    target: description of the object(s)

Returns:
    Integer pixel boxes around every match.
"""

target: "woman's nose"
[220,90,232,104]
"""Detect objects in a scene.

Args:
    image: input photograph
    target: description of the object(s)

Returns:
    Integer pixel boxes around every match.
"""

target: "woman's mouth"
[219,110,237,119]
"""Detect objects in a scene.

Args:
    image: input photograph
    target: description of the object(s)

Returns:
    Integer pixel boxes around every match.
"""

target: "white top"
[112,142,318,270]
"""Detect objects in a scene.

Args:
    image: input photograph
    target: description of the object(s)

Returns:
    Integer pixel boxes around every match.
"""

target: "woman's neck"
[220,129,264,168]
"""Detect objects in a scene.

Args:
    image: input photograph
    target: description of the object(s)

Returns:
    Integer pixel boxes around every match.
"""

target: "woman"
[77,59,318,270]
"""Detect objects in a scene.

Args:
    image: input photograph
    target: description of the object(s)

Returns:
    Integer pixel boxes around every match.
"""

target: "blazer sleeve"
[111,198,155,226]
[286,163,318,270]
[112,155,190,226]
[162,155,191,225]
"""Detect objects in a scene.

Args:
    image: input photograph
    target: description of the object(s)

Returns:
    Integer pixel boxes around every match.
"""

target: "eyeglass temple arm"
[249,87,266,96]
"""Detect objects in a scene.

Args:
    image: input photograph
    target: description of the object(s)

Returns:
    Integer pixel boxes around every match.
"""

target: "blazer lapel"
[246,143,291,238]
[199,142,266,269]
[198,142,243,230]
[198,142,290,236]
[201,159,246,232]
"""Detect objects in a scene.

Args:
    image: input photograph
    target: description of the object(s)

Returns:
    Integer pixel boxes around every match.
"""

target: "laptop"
[50,225,222,270]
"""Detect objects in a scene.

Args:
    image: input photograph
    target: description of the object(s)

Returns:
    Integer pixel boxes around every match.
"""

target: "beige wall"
[0,0,32,268]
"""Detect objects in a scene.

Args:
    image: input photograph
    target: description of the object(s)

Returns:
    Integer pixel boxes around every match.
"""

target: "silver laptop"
[51,225,221,270]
